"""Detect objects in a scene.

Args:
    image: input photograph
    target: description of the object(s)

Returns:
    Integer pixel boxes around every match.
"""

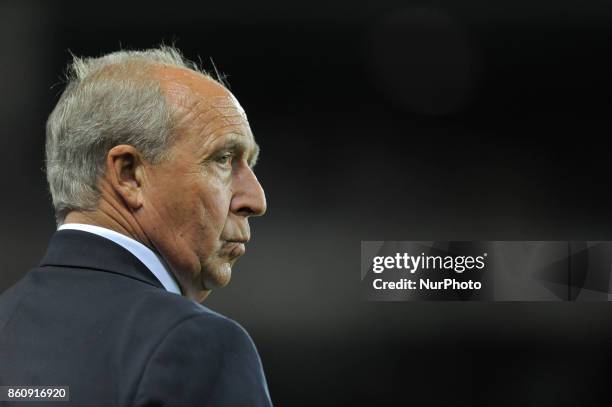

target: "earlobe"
[106,145,145,211]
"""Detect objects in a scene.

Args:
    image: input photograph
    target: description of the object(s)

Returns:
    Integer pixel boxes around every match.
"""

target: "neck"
[63,199,152,250]
[63,209,210,303]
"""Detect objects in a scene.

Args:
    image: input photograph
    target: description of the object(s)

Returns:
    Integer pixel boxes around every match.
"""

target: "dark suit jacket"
[0,230,272,406]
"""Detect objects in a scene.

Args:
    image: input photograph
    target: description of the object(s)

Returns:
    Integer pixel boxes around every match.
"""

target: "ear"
[105,145,146,210]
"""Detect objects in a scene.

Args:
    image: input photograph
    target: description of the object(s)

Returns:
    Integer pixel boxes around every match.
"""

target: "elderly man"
[0,47,271,406]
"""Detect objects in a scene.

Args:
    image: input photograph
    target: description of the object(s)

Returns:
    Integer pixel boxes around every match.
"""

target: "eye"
[217,152,233,167]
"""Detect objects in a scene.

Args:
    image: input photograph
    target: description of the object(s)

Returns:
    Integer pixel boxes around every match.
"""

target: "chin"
[202,262,233,289]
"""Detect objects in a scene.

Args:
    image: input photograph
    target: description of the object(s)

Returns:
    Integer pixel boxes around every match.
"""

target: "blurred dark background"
[2,0,612,405]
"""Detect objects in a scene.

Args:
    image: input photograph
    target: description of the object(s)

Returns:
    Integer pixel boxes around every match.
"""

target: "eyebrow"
[219,134,260,168]
[249,143,260,168]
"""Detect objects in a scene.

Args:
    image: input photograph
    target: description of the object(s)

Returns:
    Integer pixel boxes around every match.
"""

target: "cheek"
[148,169,232,243]
[199,183,232,231]
[173,174,229,236]
[145,174,205,238]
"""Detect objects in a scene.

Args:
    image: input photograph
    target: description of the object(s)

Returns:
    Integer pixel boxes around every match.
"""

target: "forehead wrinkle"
[171,93,249,137]
[170,92,246,119]
[171,104,250,158]
[200,113,247,137]
[154,69,254,158]
[198,123,253,150]
[171,95,207,131]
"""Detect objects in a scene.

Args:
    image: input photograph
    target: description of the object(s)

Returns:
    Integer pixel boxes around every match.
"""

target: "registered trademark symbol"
[484,253,488,256]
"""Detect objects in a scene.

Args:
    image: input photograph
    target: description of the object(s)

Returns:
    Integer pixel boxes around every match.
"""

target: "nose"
[230,161,267,217]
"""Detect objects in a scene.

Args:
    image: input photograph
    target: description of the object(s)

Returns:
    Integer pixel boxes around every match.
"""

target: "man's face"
[136,68,266,301]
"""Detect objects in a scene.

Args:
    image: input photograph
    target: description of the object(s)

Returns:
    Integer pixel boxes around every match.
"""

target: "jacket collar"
[39,229,165,290]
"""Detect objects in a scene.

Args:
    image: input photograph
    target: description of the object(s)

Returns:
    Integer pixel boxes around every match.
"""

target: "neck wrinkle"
[63,199,153,252]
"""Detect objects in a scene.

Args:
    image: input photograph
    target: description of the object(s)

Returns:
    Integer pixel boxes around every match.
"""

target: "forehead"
[155,66,253,146]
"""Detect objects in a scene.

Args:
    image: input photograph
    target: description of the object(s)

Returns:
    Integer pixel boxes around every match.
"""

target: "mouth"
[222,240,247,258]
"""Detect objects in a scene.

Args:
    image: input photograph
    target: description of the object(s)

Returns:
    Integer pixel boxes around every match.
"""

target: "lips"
[223,241,246,258]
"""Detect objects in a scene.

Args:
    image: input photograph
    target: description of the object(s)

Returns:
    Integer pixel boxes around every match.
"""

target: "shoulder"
[127,288,248,337]
[130,298,271,406]
[146,310,259,370]
[117,288,248,358]
[137,291,256,354]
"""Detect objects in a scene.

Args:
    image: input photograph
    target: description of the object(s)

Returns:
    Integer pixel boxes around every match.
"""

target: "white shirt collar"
[57,223,182,295]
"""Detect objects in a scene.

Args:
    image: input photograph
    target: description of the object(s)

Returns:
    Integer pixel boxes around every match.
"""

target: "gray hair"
[45,46,212,225]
